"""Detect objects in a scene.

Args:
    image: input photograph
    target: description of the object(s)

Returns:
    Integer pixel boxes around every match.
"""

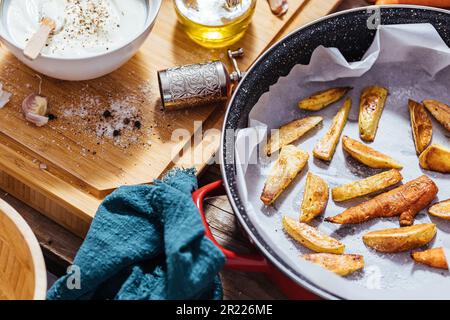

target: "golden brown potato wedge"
[423,99,450,132]
[409,100,433,154]
[411,247,448,270]
[302,253,364,276]
[298,87,352,111]
[313,97,352,161]
[332,169,403,202]
[362,223,437,253]
[261,145,309,205]
[429,199,450,220]
[359,86,389,142]
[300,172,329,223]
[342,136,403,169]
[326,175,438,226]
[283,216,345,254]
[419,144,450,174]
[266,116,323,156]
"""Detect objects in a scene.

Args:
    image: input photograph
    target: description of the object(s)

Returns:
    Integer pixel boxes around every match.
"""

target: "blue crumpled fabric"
[47,168,225,300]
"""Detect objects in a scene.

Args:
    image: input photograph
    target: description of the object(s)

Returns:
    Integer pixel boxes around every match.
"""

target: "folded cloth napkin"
[47,168,225,300]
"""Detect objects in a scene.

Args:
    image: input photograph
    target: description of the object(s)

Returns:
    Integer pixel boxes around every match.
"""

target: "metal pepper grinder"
[158,48,245,110]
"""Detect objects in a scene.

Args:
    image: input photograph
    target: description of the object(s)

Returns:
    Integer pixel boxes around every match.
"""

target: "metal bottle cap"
[158,48,244,111]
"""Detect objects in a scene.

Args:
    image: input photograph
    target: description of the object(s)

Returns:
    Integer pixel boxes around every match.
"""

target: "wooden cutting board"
[0,0,341,237]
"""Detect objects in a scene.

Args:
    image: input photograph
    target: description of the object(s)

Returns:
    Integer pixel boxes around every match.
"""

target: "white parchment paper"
[235,24,450,299]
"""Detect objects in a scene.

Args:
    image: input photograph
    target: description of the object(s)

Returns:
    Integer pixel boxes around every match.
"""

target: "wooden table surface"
[1,0,369,300]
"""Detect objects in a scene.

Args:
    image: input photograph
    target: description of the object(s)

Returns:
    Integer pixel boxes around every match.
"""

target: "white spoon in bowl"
[23,17,56,60]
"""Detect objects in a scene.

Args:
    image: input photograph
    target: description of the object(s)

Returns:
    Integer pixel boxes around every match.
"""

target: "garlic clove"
[22,94,48,116]
[22,94,49,126]
[25,112,49,127]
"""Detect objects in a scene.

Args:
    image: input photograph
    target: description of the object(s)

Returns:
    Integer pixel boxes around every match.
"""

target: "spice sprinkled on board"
[59,91,147,148]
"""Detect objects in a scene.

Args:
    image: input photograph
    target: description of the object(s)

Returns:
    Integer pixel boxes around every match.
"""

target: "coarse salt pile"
[59,91,145,149]
[95,100,142,140]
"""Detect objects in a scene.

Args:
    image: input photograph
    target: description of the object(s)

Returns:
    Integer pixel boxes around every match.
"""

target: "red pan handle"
[192,180,270,273]
[193,180,320,300]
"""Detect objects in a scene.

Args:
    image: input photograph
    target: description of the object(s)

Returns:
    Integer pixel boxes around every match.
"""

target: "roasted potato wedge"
[362,223,437,253]
[419,144,450,174]
[359,86,389,142]
[429,199,450,220]
[313,97,351,161]
[300,172,329,223]
[332,169,403,202]
[302,253,364,276]
[409,100,433,154]
[266,116,323,156]
[327,175,438,226]
[283,216,345,254]
[423,99,450,132]
[342,136,403,169]
[261,145,309,205]
[298,87,352,111]
[411,247,448,270]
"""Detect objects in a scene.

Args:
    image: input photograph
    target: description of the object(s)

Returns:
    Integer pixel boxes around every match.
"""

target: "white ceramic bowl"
[0,0,162,81]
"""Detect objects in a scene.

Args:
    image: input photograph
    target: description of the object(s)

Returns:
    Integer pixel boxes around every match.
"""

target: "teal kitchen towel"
[47,168,225,300]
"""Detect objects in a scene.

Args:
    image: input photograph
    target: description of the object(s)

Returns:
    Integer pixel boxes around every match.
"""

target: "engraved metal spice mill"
[157,48,245,110]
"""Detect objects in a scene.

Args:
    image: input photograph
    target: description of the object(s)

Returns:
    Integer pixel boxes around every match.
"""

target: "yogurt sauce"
[5,0,148,58]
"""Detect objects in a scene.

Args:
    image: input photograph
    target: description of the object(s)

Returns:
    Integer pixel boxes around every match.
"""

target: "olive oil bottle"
[174,0,256,48]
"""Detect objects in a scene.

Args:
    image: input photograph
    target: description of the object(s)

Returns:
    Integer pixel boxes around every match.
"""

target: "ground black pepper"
[103,110,112,118]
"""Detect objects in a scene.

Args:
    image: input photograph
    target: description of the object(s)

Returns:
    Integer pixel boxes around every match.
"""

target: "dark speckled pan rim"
[220,5,450,300]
